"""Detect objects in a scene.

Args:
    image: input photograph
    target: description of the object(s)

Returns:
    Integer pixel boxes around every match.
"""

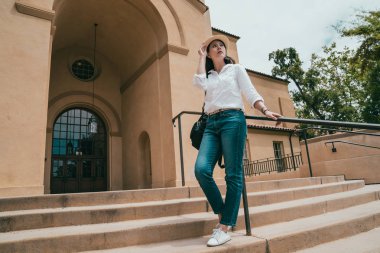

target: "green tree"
[340,11,380,123]
[269,10,380,124]
[340,11,380,73]
[361,62,380,123]
[269,43,362,122]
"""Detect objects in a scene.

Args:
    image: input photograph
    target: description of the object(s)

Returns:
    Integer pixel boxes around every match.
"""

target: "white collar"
[208,64,233,74]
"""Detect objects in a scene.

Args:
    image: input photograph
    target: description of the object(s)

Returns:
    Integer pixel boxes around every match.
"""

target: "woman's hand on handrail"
[264,110,283,126]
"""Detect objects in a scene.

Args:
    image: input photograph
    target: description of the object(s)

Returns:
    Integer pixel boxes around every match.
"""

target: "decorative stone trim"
[162,0,186,47]
[121,43,189,93]
[185,0,208,14]
[15,0,55,21]
[120,53,157,93]
[168,44,189,55]
[158,44,189,58]
[48,91,122,136]
[158,45,169,59]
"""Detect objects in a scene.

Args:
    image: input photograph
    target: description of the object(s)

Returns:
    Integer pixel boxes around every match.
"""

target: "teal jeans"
[194,109,247,227]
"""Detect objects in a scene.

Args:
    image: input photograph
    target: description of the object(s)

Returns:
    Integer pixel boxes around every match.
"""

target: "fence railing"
[244,152,303,176]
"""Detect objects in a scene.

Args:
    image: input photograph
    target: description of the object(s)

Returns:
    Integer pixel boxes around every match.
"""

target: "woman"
[193,34,282,247]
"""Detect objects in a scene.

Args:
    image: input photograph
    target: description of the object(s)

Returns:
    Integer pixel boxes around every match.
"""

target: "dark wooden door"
[51,156,107,193]
[79,158,107,192]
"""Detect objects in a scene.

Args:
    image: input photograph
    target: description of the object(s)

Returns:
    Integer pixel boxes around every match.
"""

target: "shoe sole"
[207,237,232,247]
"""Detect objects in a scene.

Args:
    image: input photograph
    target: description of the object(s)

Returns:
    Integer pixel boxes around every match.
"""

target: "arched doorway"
[48,0,176,190]
[50,108,107,193]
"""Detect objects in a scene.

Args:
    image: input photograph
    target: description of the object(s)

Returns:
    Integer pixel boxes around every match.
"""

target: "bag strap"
[218,156,225,169]
[202,91,206,114]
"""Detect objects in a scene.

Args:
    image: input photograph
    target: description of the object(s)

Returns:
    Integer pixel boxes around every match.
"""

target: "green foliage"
[340,11,380,123]
[269,10,380,125]
[362,62,380,123]
[340,11,380,73]
[269,44,362,122]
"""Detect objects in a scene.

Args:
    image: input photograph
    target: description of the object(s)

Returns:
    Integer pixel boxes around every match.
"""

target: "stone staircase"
[0,176,379,252]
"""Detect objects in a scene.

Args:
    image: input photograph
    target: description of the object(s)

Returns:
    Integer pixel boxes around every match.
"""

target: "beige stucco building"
[0,0,300,197]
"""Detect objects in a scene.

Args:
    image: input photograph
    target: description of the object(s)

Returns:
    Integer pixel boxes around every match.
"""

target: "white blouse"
[193,64,264,114]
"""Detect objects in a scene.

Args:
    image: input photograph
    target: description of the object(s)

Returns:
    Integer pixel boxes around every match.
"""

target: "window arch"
[52,108,106,157]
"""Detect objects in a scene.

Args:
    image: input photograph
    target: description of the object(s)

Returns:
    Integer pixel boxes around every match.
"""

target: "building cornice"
[212,27,240,40]
[246,68,289,85]
[15,0,55,21]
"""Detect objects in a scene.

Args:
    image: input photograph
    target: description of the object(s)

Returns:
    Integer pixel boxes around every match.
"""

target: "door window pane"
[82,160,92,177]
[66,160,77,178]
[95,160,105,177]
[52,159,64,177]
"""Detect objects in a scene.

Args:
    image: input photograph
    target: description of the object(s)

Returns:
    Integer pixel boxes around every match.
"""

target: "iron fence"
[244,152,303,176]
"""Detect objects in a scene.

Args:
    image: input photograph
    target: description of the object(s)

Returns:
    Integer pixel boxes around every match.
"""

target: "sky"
[205,0,380,88]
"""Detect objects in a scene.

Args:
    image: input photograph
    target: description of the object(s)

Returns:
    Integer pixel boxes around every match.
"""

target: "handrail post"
[302,130,313,177]
[241,165,252,236]
[177,114,185,186]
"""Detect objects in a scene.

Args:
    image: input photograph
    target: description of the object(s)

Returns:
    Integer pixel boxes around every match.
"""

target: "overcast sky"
[205,0,380,85]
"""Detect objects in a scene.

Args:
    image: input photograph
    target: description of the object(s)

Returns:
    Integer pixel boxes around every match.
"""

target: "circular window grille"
[71,59,95,81]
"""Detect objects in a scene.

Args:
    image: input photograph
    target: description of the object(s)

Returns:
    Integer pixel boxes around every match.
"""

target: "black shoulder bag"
[190,101,225,168]
[190,105,207,150]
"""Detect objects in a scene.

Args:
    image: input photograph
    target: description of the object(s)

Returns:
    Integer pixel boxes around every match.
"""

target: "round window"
[71,59,95,81]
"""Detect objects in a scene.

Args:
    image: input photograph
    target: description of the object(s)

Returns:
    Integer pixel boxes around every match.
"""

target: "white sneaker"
[207,228,231,247]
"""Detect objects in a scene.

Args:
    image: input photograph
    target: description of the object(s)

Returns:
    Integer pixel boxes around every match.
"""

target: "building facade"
[0,0,299,197]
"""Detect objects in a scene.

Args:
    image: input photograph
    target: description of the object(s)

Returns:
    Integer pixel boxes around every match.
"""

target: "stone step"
[249,180,363,207]
[254,200,380,253]
[82,230,268,253]
[294,227,380,253]
[0,180,364,232]
[0,176,344,212]
[80,200,380,253]
[0,184,378,252]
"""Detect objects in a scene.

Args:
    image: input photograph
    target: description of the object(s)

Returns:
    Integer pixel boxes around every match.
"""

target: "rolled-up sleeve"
[236,64,264,108]
[193,73,207,91]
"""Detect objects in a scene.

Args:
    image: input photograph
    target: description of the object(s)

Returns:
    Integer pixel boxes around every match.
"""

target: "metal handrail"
[171,111,380,236]
[325,140,380,150]
[244,115,380,130]
[172,111,380,130]
[302,127,380,137]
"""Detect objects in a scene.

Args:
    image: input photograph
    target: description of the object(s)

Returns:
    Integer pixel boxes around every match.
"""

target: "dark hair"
[205,41,235,77]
